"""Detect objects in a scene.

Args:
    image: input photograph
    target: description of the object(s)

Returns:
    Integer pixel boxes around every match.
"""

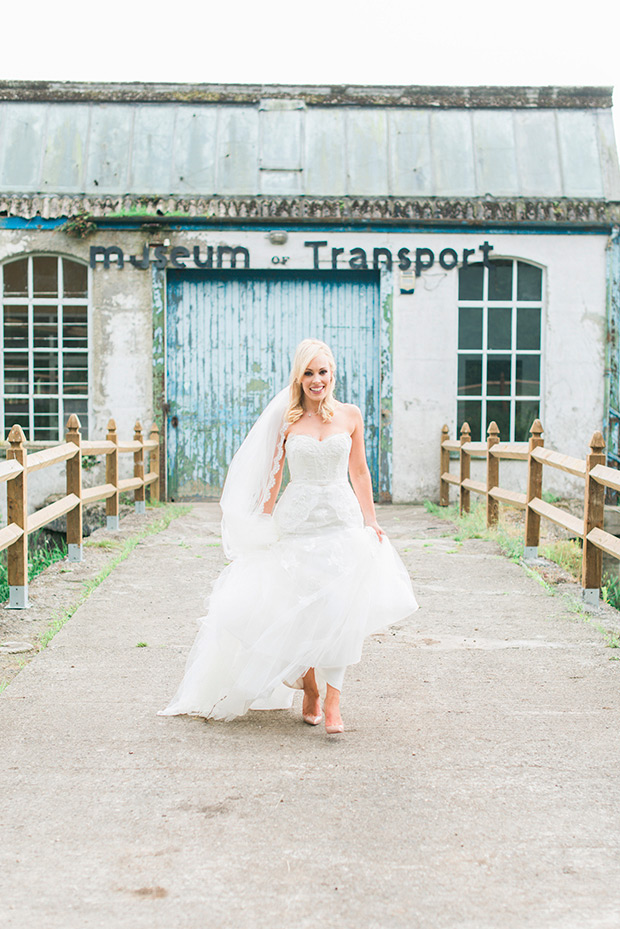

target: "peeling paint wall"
[0,229,154,514]
[0,224,611,510]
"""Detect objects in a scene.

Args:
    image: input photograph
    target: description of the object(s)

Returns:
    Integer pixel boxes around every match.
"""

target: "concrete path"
[1,503,620,929]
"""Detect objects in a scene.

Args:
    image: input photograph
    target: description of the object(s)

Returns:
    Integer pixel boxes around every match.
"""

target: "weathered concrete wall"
[0,225,610,509]
[0,229,154,514]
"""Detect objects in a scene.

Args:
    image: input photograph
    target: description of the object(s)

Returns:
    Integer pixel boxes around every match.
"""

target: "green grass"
[425,500,524,561]
[539,539,582,579]
[602,572,620,611]
[39,504,191,649]
[0,531,68,603]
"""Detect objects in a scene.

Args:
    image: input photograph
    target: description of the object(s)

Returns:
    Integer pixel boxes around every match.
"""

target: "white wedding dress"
[159,432,418,721]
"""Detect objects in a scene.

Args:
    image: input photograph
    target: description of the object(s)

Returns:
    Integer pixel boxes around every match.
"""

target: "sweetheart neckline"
[286,432,351,444]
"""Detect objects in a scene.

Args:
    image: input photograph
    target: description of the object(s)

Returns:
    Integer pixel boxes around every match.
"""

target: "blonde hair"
[287,339,336,424]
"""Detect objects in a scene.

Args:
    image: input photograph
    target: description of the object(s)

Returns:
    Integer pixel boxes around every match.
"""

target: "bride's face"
[300,353,332,403]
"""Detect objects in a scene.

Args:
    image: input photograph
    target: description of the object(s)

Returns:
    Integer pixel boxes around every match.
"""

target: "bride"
[159,338,418,733]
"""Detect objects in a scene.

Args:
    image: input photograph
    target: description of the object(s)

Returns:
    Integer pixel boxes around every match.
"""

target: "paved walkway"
[1,504,620,929]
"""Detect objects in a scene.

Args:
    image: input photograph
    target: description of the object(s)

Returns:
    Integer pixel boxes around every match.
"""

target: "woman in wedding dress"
[159,339,418,733]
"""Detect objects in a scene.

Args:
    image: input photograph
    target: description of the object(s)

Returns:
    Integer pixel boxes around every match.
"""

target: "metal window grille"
[1,255,89,441]
[456,258,543,442]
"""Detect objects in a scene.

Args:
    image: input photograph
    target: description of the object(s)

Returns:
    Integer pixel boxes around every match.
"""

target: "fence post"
[106,418,120,530]
[149,423,160,503]
[66,414,83,562]
[134,420,146,515]
[524,419,544,561]
[582,430,606,606]
[6,425,28,608]
[486,421,500,528]
[459,421,471,515]
[440,424,450,506]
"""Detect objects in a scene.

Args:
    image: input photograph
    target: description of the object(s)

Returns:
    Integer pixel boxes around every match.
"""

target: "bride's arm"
[262,441,287,515]
[348,408,385,541]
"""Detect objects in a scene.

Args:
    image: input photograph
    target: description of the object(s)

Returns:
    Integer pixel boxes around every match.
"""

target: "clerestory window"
[457,258,542,442]
[1,255,89,441]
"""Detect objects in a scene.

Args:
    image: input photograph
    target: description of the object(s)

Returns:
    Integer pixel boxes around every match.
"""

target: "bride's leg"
[302,668,321,722]
[323,683,344,733]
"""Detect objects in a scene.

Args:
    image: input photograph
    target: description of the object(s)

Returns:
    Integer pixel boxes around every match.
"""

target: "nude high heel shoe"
[302,712,323,726]
[325,717,344,734]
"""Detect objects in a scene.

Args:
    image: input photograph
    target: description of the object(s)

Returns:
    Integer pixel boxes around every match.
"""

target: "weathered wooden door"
[166,269,382,499]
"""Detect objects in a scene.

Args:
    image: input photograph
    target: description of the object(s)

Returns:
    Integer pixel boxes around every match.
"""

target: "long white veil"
[220,387,289,559]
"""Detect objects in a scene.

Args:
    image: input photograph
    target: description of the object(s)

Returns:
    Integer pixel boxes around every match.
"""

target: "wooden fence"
[440,419,620,605]
[0,415,160,609]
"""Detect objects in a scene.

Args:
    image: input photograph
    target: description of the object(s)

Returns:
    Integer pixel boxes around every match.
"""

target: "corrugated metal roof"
[0,87,618,202]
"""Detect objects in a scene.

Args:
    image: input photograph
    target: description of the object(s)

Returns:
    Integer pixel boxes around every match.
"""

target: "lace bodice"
[273,432,362,535]
[285,432,351,484]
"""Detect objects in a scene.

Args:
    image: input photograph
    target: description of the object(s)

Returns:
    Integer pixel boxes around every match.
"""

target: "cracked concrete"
[1,503,620,929]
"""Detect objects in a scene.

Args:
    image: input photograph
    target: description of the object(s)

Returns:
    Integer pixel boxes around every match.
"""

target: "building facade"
[0,81,619,507]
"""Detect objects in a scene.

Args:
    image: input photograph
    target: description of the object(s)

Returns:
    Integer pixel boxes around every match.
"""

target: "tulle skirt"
[159,487,418,721]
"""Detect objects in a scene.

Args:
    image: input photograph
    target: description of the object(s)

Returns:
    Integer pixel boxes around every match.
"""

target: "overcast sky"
[2,0,619,150]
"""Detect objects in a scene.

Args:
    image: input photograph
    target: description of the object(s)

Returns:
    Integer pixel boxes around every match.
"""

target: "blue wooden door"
[166,270,382,499]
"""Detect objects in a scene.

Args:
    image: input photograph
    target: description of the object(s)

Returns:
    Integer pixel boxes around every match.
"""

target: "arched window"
[457,258,542,442]
[1,255,89,441]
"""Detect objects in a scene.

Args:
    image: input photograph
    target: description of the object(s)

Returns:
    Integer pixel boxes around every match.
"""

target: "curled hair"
[286,338,336,424]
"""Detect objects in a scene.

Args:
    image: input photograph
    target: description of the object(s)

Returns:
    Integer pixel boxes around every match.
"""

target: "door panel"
[166,269,381,499]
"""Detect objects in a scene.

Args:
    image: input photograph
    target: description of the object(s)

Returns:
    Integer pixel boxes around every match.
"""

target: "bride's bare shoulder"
[334,401,363,429]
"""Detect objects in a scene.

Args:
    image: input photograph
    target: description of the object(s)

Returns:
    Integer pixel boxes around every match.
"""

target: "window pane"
[4,353,28,393]
[458,263,484,300]
[517,307,541,350]
[458,307,482,349]
[515,400,540,442]
[486,400,511,441]
[34,397,58,441]
[63,259,87,298]
[33,352,58,394]
[4,398,29,438]
[487,355,511,396]
[457,400,482,441]
[516,355,540,396]
[488,307,512,350]
[64,397,88,438]
[3,305,28,348]
[488,260,513,301]
[63,306,88,348]
[3,259,28,296]
[63,353,88,394]
[517,262,542,301]
[34,305,58,347]
[33,256,58,297]
[458,355,482,395]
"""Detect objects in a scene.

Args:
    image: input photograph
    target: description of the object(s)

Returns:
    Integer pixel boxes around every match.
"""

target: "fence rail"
[1,415,160,609]
[440,419,618,605]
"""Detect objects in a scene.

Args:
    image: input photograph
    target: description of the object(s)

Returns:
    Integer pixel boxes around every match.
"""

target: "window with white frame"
[457,258,542,442]
[1,255,89,441]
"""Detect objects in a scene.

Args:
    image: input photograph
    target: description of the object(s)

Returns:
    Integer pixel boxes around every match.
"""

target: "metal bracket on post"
[523,546,539,561]
[8,586,29,609]
[106,516,120,531]
[582,588,600,607]
[67,543,83,563]
[135,501,146,515]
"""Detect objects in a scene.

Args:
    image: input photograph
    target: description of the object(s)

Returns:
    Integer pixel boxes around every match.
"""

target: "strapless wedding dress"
[159,433,418,720]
